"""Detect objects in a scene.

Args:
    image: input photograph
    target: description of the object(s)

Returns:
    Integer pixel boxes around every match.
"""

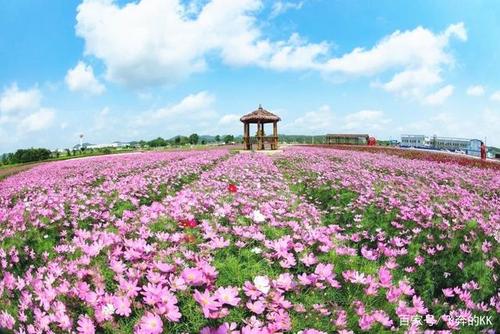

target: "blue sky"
[1,0,500,153]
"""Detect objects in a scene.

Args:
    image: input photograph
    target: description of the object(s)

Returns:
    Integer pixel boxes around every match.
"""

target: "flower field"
[0,147,498,334]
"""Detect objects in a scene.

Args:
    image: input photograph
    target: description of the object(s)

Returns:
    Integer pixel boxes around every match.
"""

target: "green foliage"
[262,225,291,240]
[189,133,199,145]
[165,293,209,333]
[223,135,235,144]
[149,217,178,233]
[6,148,52,164]
[213,246,277,287]
[147,137,168,147]
[91,255,118,292]
[112,200,136,218]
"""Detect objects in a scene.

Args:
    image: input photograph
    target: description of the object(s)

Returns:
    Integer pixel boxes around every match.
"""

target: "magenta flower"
[182,268,205,286]
[246,300,266,314]
[215,286,241,306]
[194,290,222,317]
[76,315,95,334]
[113,295,132,316]
[378,266,392,287]
[136,312,163,334]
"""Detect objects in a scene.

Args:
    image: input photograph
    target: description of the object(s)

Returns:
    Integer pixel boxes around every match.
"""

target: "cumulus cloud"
[65,61,105,95]
[134,91,217,129]
[75,0,465,93]
[423,85,454,105]
[218,114,241,125]
[342,110,391,131]
[490,90,500,101]
[270,1,303,18]
[0,84,56,150]
[283,105,335,133]
[18,108,55,132]
[466,85,485,97]
[0,84,41,113]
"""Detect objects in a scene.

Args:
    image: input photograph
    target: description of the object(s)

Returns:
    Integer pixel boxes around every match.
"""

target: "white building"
[401,134,483,157]
[400,134,429,148]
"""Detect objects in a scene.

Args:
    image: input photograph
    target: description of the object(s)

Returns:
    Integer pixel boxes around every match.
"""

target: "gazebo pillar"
[273,121,278,150]
[257,122,263,150]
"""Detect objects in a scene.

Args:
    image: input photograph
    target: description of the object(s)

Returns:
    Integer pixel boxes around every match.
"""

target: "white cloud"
[150,91,215,120]
[75,0,465,92]
[423,85,454,105]
[490,90,500,101]
[326,23,466,100]
[18,108,55,132]
[283,105,335,133]
[378,68,442,98]
[0,84,55,143]
[466,85,485,97]
[134,91,217,130]
[0,83,41,113]
[65,61,105,95]
[218,114,241,124]
[270,1,303,18]
[342,110,391,131]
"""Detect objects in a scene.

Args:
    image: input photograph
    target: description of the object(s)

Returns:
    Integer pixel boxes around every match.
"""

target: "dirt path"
[0,162,45,181]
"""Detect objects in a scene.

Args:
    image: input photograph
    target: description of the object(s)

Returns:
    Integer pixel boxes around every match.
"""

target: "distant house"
[326,134,369,145]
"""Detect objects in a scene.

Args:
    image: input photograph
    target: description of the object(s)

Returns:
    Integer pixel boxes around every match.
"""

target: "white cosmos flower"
[103,303,115,316]
[253,275,270,294]
[250,247,262,254]
[252,210,266,223]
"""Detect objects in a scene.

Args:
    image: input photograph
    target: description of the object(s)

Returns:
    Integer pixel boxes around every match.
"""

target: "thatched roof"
[240,105,281,123]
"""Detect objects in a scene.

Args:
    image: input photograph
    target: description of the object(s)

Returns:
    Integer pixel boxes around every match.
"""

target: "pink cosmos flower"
[136,312,163,334]
[246,300,266,314]
[314,263,334,280]
[182,268,204,286]
[77,315,95,334]
[215,286,241,306]
[378,266,392,287]
[361,246,379,260]
[335,310,347,328]
[194,290,222,317]
[300,253,318,266]
[113,295,132,316]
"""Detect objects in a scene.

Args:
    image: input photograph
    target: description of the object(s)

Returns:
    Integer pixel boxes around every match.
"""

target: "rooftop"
[326,134,369,138]
[240,105,281,123]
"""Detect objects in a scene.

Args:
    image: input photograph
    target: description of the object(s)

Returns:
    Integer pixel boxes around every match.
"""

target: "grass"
[213,245,278,288]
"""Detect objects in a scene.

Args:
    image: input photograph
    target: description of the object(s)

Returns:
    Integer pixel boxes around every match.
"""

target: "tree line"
[1,148,52,165]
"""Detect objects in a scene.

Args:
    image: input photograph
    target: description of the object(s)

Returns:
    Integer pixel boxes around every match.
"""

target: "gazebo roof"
[240,105,281,123]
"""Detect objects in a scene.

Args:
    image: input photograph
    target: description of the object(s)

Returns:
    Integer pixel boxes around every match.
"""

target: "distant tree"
[189,133,199,145]
[201,139,206,145]
[215,135,221,143]
[10,148,51,164]
[174,136,181,145]
[148,137,167,147]
[223,135,235,144]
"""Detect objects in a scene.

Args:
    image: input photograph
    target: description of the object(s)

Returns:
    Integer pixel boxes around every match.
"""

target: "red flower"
[228,184,238,193]
[180,219,198,228]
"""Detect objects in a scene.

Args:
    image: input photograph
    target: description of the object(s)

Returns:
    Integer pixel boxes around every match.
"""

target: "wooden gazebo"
[241,105,280,150]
